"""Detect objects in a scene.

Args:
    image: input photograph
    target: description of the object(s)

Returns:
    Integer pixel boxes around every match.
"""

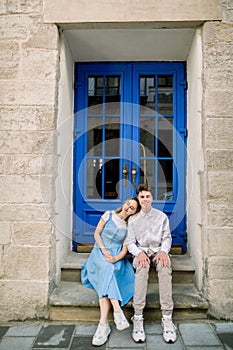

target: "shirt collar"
[140,208,153,218]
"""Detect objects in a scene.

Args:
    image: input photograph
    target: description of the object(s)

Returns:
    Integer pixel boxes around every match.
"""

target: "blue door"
[73,62,187,253]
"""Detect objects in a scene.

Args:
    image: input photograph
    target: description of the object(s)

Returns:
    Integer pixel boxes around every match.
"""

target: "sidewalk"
[0,320,232,350]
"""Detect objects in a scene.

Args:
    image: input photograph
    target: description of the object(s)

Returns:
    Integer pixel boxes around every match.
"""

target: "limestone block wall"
[0,1,59,321]
[202,9,233,319]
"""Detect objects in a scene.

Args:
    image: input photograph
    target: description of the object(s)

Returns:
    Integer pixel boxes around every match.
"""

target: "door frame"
[73,61,187,252]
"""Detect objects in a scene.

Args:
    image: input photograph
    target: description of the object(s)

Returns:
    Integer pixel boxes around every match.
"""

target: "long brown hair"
[115,197,141,223]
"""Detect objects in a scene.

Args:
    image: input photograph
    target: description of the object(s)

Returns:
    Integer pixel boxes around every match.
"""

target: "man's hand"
[156,251,169,267]
[138,251,150,268]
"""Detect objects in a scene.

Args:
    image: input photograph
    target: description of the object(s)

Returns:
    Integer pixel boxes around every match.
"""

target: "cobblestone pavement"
[0,320,232,350]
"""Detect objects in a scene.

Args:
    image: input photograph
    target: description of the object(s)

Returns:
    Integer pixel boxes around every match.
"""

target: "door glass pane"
[158,117,173,157]
[140,159,155,196]
[105,76,121,114]
[103,159,119,199]
[140,76,155,114]
[158,159,173,200]
[88,76,104,107]
[158,75,173,115]
[140,117,156,157]
[105,117,120,157]
[86,158,102,199]
[87,117,102,156]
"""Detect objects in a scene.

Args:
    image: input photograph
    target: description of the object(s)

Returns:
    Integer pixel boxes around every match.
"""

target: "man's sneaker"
[162,315,177,343]
[113,309,129,330]
[92,323,111,346]
[131,315,146,343]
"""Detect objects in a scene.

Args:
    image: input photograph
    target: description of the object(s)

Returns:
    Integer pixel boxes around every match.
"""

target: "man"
[126,184,176,344]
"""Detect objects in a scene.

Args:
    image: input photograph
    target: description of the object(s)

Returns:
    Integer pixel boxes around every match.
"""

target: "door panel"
[74,62,187,252]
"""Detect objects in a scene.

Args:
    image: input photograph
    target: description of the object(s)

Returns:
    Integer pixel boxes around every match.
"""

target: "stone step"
[49,281,209,322]
[61,251,196,284]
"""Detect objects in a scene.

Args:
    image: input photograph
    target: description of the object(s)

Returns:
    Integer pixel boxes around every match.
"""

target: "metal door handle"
[132,166,137,187]
[123,164,128,179]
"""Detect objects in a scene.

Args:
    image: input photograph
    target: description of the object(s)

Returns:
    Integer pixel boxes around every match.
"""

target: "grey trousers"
[132,253,174,316]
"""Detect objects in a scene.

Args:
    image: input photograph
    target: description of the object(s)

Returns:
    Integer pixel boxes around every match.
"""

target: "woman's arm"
[94,218,111,258]
[104,240,128,263]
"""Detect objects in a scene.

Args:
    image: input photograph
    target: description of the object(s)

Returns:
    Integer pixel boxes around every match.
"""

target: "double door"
[73,62,187,252]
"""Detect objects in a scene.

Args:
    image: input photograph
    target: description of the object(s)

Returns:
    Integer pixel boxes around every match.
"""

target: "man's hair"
[136,183,153,196]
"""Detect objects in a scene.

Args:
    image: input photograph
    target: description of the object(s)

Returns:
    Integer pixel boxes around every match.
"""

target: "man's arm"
[160,215,172,254]
[156,215,172,267]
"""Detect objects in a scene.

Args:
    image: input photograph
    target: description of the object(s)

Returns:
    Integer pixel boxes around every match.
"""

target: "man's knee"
[156,261,172,275]
[133,257,150,274]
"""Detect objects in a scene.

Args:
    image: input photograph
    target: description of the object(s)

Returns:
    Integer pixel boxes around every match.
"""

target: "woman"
[81,197,140,346]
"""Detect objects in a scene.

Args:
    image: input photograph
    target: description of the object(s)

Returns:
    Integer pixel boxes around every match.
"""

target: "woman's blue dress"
[81,211,135,306]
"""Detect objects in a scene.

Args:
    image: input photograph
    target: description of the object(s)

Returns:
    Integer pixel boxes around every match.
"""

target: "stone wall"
[202,5,233,318]
[0,0,59,321]
[1,0,233,322]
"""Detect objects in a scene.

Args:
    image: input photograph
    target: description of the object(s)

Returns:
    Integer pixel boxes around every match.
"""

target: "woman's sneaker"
[92,323,111,346]
[131,315,146,343]
[113,309,129,330]
[162,315,177,343]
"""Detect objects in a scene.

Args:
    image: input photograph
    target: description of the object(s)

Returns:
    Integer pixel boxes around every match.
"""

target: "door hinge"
[179,128,188,137]
[180,80,188,90]
[74,82,82,90]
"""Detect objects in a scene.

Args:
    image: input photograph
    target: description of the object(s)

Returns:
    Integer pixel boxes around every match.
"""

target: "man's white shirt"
[126,208,171,256]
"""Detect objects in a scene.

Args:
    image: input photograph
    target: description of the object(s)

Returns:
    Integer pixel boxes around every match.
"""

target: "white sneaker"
[113,309,129,330]
[92,323,111,346]
[162,315,177,343]
[131,315,146,343]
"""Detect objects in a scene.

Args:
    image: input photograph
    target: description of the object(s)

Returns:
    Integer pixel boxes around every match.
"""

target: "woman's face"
[122,199,138,216]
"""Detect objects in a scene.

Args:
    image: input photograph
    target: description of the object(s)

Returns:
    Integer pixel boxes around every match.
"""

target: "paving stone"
[179,323,221,346]
[70,336,106,350]
[145,323,163,335]
[217,333,233,350]
[0,337,35,350]
[75,324,97,336]
[186,347,223,350]
[33,325,75,348]
[0,327,9,339]
[214,322,233,350]
[5,325,41,337]
[108,326,144,348]
[214,322,233,334]
[146,334,183,350]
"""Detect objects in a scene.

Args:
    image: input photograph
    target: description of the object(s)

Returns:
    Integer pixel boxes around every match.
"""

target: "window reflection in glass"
[86,158,102,199]
[140,76,155,114]
[88,76,104,107]
[105,118,120,157]
[140,159,155,196]
[158,117,173,157]
[158,159,173,200]
[87,117,102,156]
[158,75,173,115]
[140,117,156,157]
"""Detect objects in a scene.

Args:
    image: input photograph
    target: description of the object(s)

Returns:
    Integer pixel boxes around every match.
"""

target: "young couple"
[81,183,176,346]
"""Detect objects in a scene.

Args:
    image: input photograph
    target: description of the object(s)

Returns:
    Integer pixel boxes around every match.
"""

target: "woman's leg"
[110,298,129,331]
[99,297,111,324]
[110,298,121,312]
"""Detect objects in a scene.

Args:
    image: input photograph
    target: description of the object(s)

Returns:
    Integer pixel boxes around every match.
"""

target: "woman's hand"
[101,248,116,263]
[104,254,116,263]
[101,247,111,258]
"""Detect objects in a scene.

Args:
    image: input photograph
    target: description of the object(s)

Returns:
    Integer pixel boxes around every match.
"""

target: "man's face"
[137,190,153,211]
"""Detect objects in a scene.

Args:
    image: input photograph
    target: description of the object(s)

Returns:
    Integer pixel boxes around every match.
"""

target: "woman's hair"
[115,197,141,223]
